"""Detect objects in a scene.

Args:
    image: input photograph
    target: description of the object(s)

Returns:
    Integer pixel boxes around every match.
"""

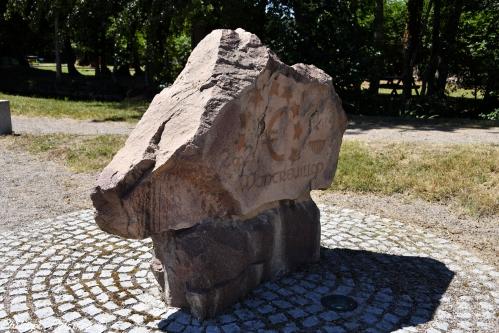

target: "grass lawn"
[0,92,148,122]
[332,140,498,217]
[3,134,497,218]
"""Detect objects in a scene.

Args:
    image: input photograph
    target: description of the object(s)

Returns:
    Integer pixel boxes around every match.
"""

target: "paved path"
[1,206,497,332]
[346,116,499,145]
[12,115,498,144]
[11,116,135,136]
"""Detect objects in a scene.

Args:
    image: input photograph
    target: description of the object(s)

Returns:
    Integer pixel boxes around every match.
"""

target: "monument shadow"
[158,247,454,332]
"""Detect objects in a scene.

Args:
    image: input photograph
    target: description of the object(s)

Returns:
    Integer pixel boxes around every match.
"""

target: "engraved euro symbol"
[265,110,286,162]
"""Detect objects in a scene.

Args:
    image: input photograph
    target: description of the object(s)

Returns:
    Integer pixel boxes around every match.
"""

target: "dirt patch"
[312,191,499,268]
[0,140,96,233]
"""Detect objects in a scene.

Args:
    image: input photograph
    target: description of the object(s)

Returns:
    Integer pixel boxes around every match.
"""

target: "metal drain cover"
[321,294,358,312]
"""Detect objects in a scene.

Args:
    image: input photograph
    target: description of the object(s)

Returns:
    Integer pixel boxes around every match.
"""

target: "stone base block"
[0,100,12,135]
[151,199,320,319]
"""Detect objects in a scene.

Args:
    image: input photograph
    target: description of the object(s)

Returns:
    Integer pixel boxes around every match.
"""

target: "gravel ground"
[0,142,95,233]
[11,115,135,135]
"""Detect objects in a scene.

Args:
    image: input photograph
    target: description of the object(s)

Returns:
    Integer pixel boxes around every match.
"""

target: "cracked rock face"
[92,28,347,239]
[91,28,347,318]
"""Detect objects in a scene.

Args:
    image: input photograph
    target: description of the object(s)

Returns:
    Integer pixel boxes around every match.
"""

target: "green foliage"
[479,108,499,121]
[383,0,407,71]
[265,0,370,92]
[455,0,499,98]
[167,32,191,79]
[0,0,497,114]
[106,0,146,73]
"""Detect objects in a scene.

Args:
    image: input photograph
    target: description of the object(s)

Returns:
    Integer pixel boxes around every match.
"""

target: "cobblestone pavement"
[0,206,497,333]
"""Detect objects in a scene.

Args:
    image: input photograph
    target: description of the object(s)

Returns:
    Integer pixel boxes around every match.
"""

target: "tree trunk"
[402,0,424,99]
[422,0,440,96]
[483,70,498,107]
[132,47,143,76]
[190,17,209,49]
[350,0,358,13]
[145,0,171,86]
[100,53,111,77]
[64,37,80,77]
[419,0,432,95]
[435,0,464,96]
[95,55,101,77]
[129,23,143,76]
[144,1,157,86]
[369,0,384,94]
[96,31,111,78]
[54,15,62,81]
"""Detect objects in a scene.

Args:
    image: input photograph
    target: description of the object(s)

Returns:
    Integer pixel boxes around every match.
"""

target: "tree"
[0,0,41,69]
[368,0,385,94]
[141,0,175,85]
[265,0,369,93]
[421,0,440,96]
[435,0,464,95]
[107,0,146,77]
[63,34,80,77]
[185,0,267,48]
[455,0,499,104]
[5,0,76,80]
[402,0,423,98]
[54,10,62,80]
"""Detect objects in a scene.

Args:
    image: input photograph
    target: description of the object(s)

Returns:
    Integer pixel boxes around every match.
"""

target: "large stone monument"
[92,28,347,319]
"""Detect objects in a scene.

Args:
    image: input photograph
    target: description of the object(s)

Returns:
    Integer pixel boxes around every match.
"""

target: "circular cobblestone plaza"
[0,204,497,332]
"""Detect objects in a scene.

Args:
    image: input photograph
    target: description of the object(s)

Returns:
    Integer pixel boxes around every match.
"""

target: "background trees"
[0,0,497,118]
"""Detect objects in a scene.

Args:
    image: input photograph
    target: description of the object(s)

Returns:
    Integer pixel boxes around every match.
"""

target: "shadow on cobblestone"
[157,247,454,332]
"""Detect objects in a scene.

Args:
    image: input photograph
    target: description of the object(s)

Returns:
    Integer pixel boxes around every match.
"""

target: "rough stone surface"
[151,199,320,319]
[0,100,12,135]
[91,28,347,318]
[91,28,346,237]
[0,208,497,332]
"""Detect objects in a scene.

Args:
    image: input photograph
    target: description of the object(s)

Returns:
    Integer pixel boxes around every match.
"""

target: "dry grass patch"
[3,134,126,173]
[332,140,499,217]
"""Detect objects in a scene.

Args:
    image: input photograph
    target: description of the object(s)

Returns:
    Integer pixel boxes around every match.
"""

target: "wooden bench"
[26,55,38,65]
[379,76,420,95]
